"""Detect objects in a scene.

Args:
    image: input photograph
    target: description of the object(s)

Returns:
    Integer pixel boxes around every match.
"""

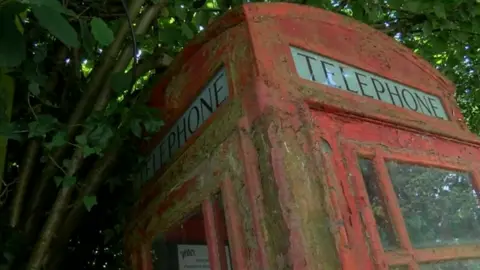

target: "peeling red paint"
[156,177,197,216]
[237,119,271,270]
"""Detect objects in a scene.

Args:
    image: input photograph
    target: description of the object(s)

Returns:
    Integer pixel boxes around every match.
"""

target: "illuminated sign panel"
[140,67,229,182]
[290,47,448,120]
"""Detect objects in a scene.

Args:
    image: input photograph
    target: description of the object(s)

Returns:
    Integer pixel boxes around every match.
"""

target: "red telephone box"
[125,3,480,270]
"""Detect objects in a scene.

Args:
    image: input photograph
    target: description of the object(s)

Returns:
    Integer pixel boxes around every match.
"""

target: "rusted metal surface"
[125,3,480,270]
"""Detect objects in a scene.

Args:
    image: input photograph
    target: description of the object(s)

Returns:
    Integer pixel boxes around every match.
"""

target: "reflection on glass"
[420,259,480,270]
[387,161,480,248]
[359,158,399,250]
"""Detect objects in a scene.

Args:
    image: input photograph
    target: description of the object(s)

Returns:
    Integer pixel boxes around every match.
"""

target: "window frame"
[341,141,480,269]
[148,178,244,270]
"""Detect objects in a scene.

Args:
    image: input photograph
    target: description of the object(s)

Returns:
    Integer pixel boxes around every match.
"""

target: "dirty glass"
[358,157,399,250]
[387,161,480,248]
[420,259,480,270]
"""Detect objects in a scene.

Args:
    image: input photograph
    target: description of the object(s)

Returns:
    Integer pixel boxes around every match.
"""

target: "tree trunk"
[23,0,146,244]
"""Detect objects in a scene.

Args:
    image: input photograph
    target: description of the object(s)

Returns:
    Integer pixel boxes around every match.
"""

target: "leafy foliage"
[90,18,114,47]
[0,0,479,269]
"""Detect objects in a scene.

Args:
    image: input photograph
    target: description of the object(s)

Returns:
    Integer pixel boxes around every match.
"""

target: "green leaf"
[366,6,380,22]
[28,82,40,96]
[175,4,187,20]
[404,1,423,13]
[453,31,469,41]
[144,118,164,133]
[62,176,76,188]
[440,20,456,30]
[28,0,75,16]
[111,71,132,93]
[79,19,96,58]
[422,20,433,36]
[83,195,97,212]
[83,146,96,158]
[28,115,59,138]
[387,0,403,8]
[90,17,114,47]
[430,36,449,53]
[32,6,79,48]
[434,2,447,19]
[105,100,119,117]
[75,134,88,145]
[0,3,27,67]
[194,10,211,27]
[130,120,142,138]
[88,124,114,150]
[33,45,47,63]
[475,4,480,16]
[52,176,77,188]
[158,25,185,46]
[24,64,48,86]
[181,23,194,39]
[1,2,28,15]
[46,131,67,149]
[351,2,365,21]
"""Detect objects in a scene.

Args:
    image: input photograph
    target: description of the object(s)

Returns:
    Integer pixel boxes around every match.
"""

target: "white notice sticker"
[177,244,232,270]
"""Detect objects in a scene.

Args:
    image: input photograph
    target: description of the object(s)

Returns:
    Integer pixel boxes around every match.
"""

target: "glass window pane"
[420,259,480,270]
[387,161,480,248]
[359,157,399,250]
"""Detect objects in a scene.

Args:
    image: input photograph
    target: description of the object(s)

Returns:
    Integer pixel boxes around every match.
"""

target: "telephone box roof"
[148,2,457,111]
[133,3,480,224]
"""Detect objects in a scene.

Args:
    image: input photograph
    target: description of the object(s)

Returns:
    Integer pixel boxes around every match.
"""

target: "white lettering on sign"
[290,47,448,120]
[140,67,229,182]
[177,244,232,270]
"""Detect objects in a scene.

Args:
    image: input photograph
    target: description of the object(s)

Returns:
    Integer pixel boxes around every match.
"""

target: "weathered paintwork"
[125,3,480,270]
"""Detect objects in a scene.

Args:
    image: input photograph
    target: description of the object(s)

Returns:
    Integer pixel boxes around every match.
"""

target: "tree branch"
[9,139,41,228]
[23,0,146,241]
[46,146,121,270]
[25,2,169,269]
[47,66,169,270]
[93,2,165,112]
[26,148,84,270]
